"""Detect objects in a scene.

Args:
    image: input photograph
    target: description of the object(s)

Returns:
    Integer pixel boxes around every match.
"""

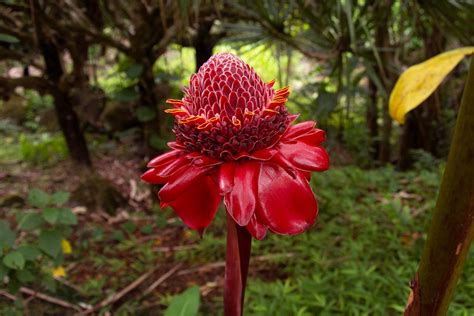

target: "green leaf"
[16,269,35,283]
[3,251,25,270]
[18,213,44,231]
[0,220,16,250]
[0,33,19,44]
[17,245,41,261]
[149,132,167,150]
[43,208,60,224]
[156,214,168,229]
[28,189,50,208]
[140,224,154,235]
[164,286,200,316]
[125,64,144,79]
[136,106,157,122]
[58,209,77,225]
[121,221,136,234]
[50,191,70,206]
[0,262,8,279]
[113,87,139,102]
[110,229,125,242]
[38,230,62,257]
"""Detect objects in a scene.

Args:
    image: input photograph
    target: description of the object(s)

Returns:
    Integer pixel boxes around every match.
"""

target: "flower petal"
[278,141,329,172]
[218,163,236,195]
[282,121,316,141]
[233,148,276,161]
[141,168,167,184]
[256,164,318,235]
[166,175,221,231]
[167,142,185,150]
[159,165,213,202]
[147,150,183,167]
[294,128,326,144]
[154,155,192,178]
[246,214,267,240]
[193,155,222,167]
[224,161,259,226]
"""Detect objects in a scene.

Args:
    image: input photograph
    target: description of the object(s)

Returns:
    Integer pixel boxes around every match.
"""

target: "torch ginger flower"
[142,53,329,239]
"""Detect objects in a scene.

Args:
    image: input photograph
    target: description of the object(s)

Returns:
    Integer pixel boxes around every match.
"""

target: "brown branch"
[0,47,43,69]
[0,76,52,92]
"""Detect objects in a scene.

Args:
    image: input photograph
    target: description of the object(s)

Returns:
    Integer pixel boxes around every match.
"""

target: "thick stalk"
[224,213,252,316]
[404,57,474,315]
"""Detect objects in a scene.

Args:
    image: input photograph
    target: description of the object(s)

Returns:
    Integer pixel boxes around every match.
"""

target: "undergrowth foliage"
[0,189,76,311]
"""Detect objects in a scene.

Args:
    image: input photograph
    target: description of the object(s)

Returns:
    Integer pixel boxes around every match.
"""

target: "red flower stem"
[224,212,252,316]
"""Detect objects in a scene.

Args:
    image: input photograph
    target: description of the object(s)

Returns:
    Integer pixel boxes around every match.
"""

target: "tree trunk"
[404,57,474,316]
[374,0,395,164]
[397,111,419,170]
[367,78,379,162]
[32,0,92,167]
[194,21,215,72]
[137,57,162,155]
[397,25,445,170]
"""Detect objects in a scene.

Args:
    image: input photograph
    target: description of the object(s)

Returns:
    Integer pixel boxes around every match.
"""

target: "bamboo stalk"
[405,57,474,315]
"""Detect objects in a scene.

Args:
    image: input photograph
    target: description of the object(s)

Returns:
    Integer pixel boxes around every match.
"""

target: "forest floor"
[1,130,474,315]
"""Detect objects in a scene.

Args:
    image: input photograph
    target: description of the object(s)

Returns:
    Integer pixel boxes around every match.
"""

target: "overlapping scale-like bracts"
[165,53,292,160]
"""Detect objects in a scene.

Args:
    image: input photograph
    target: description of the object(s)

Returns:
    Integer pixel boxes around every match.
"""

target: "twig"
[153,245,199,252]
[141,263,183,297]
[0,290,17,301]
[177,253,295,276]
[8,287,83,311]
[81,267,159,315]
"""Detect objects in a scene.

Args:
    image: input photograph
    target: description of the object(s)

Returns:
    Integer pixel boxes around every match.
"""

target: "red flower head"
[142,53,329,239]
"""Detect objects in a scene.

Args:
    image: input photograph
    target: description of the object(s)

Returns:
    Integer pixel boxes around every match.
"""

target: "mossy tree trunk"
[404,57,474,315]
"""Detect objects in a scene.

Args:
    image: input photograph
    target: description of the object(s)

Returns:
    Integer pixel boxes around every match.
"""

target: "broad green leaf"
[50,191,70,206]
[164,286,200,316]
[0,220,15,250]
[39,230,62,257]
[3,251,25,270]
[17,245,41,261]
[43,208,60,224]
[389,47,474,123]
[0,33,19,43]
[58,209,77,225]
[18,213,44,231]
[28,188,50,208]
[136,106,157,122]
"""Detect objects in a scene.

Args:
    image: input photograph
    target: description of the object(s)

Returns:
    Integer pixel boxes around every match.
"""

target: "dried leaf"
[390,47,474,123]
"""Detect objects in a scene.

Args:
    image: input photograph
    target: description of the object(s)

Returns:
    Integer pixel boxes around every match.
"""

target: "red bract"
[142,53,329,239]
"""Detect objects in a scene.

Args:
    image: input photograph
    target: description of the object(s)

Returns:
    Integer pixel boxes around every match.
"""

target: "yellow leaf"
[389,47,474,123]
[52,266,66,278]
[61,239,72,254]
